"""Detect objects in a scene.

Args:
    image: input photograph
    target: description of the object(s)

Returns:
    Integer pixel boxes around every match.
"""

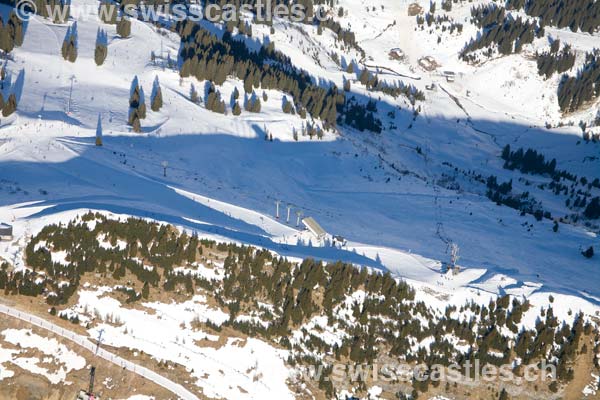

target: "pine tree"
[298,107,307,119]
[244,75,253,94]
[2,93,16,117]
[142,281,149,299]
[131,115,141,133]
[343,79,351,92]
[68,43,77,63]
[138,87,147,119]
[62,24,78,63]
[151,76,163,112]
[117,17,131,38]
[282,97,293,114]
[190,83,199,104]
[95,113,103,146]
[94,28,108,66]
[9,11,24,47]
[0,23,14,54]
[359,69,369,85]
[246,95,261,113]
[129,76,140,108]
[180,58,191,77]
[206,91,225,114]
[232,101,242,115]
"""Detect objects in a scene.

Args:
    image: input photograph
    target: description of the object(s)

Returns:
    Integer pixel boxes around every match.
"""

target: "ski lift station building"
[302,217,327,241]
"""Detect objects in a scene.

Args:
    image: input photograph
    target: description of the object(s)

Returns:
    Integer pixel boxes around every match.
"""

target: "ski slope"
[0,0,598,321]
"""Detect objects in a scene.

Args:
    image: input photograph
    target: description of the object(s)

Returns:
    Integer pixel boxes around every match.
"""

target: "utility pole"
[295,210,303,227]
[275,200,281,219]
[286,204,292,223]
[161,161,168,177]
[77,329,103,399]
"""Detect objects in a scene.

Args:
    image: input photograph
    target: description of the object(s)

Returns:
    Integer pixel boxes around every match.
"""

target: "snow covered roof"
[302,217,327,239]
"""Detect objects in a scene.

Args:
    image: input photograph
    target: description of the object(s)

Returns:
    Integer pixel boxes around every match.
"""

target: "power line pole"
[275,200,281,219]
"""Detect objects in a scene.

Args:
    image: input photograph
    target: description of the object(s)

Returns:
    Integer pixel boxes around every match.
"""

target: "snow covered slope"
[0,0,598,318]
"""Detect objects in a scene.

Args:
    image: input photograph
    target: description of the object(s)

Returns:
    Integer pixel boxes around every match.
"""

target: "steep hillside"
[0,0,598,398]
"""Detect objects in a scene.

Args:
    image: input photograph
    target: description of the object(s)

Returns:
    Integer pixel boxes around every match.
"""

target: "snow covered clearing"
[67,287,294,400]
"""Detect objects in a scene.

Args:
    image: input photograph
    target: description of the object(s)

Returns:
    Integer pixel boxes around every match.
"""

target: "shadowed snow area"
[0,0,598,308]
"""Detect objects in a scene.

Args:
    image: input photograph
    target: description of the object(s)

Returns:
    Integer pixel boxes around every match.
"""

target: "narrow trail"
[438,83,501,146]
[359,57,422,81]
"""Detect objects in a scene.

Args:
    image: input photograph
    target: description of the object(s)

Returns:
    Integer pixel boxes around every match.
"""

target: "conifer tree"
[128,76,146,129]
[243,75,253,94]
[117,17,131,38]
[206,90,226,114]
[359,69,369,85]
[343,79,351,92]
[151,76,163,112]
[95,113,103,146]
[190,83,199,104]
[138,87,147,119]
[142,281,149,299]
[2,93,16,117]
[0,20,15,54]
[62,23,78,63]
[130,78,140,108]
[94,28,108,66]
[9,11,24,47]
[245,94,261,113]
[131,114,141,133]
[282,97,293,114]
[180,58,191,78]
[232,101,242,115]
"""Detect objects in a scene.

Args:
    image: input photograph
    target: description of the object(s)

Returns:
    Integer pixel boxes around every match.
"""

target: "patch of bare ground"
[565,334,600,400]
[0,316,176,400]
